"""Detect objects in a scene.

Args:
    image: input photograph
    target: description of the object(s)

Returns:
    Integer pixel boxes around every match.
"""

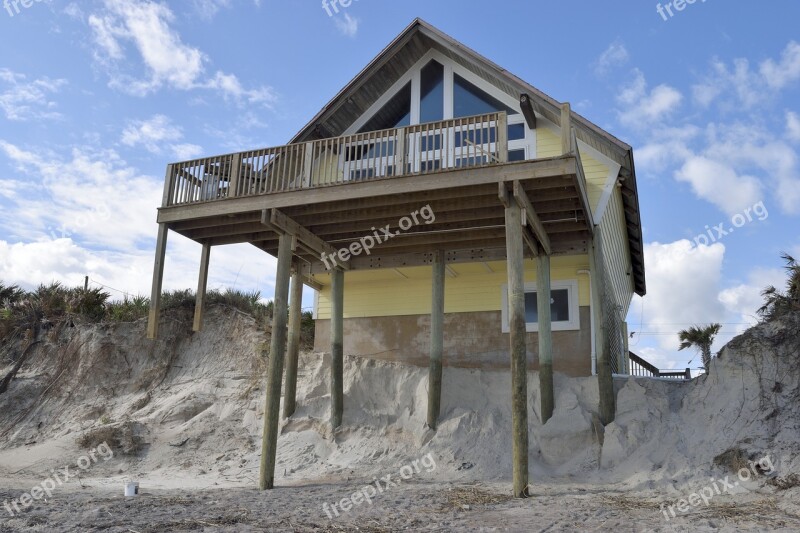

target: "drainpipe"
[577,269,596,375]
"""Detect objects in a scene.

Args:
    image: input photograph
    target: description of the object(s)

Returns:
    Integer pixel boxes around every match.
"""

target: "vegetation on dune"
[678,323,722,373]
[758,253,800,321]
[0,282,316,347]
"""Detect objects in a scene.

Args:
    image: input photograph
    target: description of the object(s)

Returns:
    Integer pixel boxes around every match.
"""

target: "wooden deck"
[157,112,594,278]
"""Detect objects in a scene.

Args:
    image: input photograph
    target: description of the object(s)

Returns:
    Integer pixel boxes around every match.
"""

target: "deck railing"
[629,352,692,380]
[163,112,508,207]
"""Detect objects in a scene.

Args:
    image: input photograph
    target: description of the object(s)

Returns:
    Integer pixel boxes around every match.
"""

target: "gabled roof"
[290,18,645,296]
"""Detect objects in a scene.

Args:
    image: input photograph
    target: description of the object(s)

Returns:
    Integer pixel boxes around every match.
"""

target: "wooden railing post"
[161,164,175,207]
[302,142,315,188]
[228,153,242,198]
[395,128,407,176]
[497,112,508,163]
[561,103,572,155]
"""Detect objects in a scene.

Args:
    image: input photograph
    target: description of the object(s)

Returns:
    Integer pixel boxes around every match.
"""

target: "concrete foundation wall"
[314,307,592,377]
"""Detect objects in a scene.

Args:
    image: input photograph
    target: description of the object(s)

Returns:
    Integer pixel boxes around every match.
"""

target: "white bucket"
[124,481,138,497]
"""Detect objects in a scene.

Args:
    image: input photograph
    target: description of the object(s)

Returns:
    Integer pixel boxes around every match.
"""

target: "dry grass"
[768,473,800,490]
[713,447,753,474]
[444,485,514,511]
[76,421,142,455]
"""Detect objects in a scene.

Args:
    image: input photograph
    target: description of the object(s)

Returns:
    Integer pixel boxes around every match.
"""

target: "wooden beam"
[505,202,529,498]
[283,270,303,419]
[265,209,351,270]
[330,268,344,429]
[520,93,537,129]
[571,128,595,230]
[259,233,293,490]
[192,243,211,332]
[427,249,445,430]
[146,223,169,340]
[513,181,552,255]
[537,254,554,424]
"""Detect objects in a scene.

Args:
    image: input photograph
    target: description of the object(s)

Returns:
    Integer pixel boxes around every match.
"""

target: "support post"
[193,243,211,332]
[427,249,445,430]
[537,254,554,424]
[588,229,615,425]
[504,201,529,498]
[283,269,303,418]
[146,223,169,340]
[330,268,344,429]
[259,233,293,490]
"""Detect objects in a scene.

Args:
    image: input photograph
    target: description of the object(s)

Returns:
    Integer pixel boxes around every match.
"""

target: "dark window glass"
[508,149,526,162]
[358,83,411,133]
[454,74,519,118]
[524,288,570,323]
[455,127,497,147]
[420,60,444,123]
[508,123,525,141]
[421,133,442,152]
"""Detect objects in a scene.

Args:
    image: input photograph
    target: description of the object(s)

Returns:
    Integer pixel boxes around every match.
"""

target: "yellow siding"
[599,187,634,315]
[536,127,609,215]
[315,255,590,319]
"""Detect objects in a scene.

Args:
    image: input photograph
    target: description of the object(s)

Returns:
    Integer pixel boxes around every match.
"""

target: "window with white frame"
[501,280,580,332]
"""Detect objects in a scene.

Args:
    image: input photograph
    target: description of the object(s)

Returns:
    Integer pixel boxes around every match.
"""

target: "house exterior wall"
[313,307,592,376]
[599,186,635,316]
[313,255,590,319]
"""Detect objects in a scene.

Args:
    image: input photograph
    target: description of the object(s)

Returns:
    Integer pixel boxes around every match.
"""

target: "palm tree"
[758,253,800,321]
[678,323,722,373]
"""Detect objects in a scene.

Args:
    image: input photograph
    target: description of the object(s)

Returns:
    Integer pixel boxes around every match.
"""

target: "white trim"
[410,69,421,125]
[593,165,622,222]
[443,63,454,120]
[500,280,580,333]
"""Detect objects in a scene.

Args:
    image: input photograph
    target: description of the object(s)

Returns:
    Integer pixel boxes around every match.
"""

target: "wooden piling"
[259,233,292,490]
[589,229,616,425]
[330,268,344,429]
[504,202,529,498]
[536,254,554,423]
[192,243,211,332]
[427,249,445,429]
[146,223,169,340]
[283,270,303,418]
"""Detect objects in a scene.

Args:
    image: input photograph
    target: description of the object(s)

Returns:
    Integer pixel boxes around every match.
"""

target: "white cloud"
[88,0,276,106]
[639,240,727,351]
[617,70,682,128]
[760,40,800,90]
[0,142,279,301]
[675,156,763,216]
[718,267,785,333]
[334,13,359,38]
[191,0,231,19]
[0,69,67,121]
[786,111,800,142]
[595,41,629,76]
[120,115,203,161]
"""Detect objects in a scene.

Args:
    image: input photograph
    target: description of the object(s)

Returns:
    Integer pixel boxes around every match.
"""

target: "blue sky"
[1,0,799,371]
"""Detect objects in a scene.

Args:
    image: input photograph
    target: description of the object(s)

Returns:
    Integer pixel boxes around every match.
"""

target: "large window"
[454,73,519,118]
[501,280,580,332]
[419,60,444,123]
[358,82,411,133]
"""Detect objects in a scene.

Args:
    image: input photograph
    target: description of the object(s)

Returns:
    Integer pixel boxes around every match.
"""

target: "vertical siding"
[315,256,590,319]
[598,187,634,315]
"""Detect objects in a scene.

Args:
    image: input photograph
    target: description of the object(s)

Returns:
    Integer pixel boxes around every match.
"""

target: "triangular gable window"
[454,73,518,118]
[358,82,411,133]
[420,60,444,123]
